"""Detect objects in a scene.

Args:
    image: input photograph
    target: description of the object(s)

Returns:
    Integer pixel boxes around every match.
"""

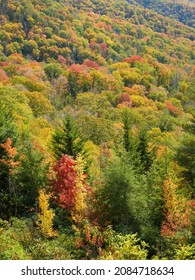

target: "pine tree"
[51,114,85,159]
[67,72,79,100]
[137,131,153,172]
[121,111,140,171]
[123,112,131,153]
[15,139,49,215]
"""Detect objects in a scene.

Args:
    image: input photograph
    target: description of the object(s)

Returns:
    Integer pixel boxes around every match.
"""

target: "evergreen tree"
[67,72,79,100]
[0,102,17,219]
[137,131,153,172]
[0,0,7,15]
[123,112,131,153]
[121,111,141,171]
[98,156,150,234]
[51,114,85,159]
[176,119,195,193]
[99,157,135,231]
[15,139,49,216]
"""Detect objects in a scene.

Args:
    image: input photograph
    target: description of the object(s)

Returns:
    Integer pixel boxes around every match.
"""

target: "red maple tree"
[52,155,77,210]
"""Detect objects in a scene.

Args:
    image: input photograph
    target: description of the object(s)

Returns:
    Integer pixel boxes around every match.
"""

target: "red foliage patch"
[0,69,10,84]
[0,62,8,67]
[90,42,96,49]
[124,55,145,64]
[57,55,67,65]
[117,93,131,105]
[165,101,182,116]
[83,60,99,69]
[52,155,77,210]
[100,43,107,54]
[69,64,84,74]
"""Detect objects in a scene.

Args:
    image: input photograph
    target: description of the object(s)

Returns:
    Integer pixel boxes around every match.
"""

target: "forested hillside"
[0,0,195,260]
[129,0,195,28]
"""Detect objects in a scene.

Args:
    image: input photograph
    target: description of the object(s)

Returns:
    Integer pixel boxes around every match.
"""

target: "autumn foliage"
[0,0,194,261]
[0,138,20,171]
[117,93,131,106]
[52,155,77,210]
[37,189,57,238]
[51,155,91,218]
[161,179,192,239]
[125,56,145,65]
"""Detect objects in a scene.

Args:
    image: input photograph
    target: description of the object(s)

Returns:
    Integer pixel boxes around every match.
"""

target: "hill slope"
[128,0,195,28]
[0,0,195,260]
[0,0,194,64]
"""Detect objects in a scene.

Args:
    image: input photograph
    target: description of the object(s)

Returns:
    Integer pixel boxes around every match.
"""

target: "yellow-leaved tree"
[160,178,192,241]
[37,189,57,238]
[71,155,89,226]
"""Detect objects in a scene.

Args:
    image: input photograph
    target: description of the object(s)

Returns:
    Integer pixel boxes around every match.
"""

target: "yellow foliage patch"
[37,189,57,238]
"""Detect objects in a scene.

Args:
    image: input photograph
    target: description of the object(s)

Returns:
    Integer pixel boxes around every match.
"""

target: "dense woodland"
[129,0,195,28]
[0,0,195,260]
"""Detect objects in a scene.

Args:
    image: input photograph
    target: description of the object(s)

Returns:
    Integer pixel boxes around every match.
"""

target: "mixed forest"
[0,0,195,260]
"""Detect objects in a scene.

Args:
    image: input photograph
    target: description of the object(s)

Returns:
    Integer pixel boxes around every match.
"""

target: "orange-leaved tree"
[161,178,192,241]
[0,138,20,218]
